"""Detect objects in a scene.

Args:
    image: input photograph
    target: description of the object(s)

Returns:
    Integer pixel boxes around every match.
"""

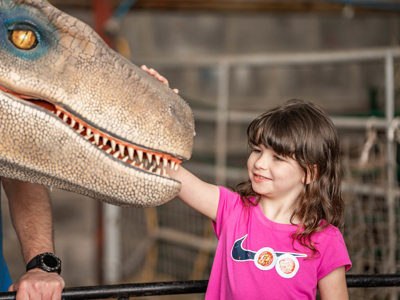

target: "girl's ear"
[304,165,318,185]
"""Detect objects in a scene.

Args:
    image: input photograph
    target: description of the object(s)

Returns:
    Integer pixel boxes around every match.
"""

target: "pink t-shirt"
[205,186,352,300]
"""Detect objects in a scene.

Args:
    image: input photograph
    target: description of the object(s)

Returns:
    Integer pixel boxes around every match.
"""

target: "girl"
[143,66,351,300]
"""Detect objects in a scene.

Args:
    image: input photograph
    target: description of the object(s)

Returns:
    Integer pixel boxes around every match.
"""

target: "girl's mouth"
[254,173,270,182]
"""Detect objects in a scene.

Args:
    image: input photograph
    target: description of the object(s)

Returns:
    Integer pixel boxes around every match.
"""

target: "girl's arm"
[141,64,220,220]
[169,165,219,221]
[318,266,349,300]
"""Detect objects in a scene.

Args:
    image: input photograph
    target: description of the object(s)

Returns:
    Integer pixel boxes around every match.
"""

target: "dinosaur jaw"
[0,85,181,179]
[54,105,181,177]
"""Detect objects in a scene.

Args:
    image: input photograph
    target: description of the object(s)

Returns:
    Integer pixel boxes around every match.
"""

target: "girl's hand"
[141,65,179,94]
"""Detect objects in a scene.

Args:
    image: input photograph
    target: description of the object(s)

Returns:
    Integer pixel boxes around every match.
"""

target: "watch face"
[40,253,61,273]
[26,252,61,274]
[43,255,58,268]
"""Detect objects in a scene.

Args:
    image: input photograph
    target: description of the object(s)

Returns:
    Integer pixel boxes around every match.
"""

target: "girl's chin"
[251,183,268,195]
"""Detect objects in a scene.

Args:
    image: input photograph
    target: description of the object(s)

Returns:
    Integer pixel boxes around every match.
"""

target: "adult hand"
[9,269,65,300]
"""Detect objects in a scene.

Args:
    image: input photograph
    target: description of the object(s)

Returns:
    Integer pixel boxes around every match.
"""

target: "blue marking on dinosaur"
[0,1,57,60]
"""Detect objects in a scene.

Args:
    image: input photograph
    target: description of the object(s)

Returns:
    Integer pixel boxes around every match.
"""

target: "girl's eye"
[251,147,261,153]
[273,155,284,161]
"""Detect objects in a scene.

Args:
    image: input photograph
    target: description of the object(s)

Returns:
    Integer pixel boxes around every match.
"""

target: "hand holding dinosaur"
[141,65,179,94]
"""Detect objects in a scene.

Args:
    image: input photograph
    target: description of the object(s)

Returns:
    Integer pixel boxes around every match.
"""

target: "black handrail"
[0,280,207,300]
[0,275,399,299]
[346,274,400,287]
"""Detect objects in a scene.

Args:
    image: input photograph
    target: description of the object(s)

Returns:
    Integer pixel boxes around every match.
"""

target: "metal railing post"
[385,50,398,300]
[103,203,121,283]
[215,63,230,186]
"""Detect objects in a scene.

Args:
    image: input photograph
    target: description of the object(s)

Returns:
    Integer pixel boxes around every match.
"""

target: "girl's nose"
[254,154,269,170]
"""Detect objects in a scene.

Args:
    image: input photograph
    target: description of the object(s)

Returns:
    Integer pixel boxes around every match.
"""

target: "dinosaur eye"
[8,29,38,50]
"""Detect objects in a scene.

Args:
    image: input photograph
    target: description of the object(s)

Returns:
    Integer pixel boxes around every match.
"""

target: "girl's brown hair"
[236,99,344,254]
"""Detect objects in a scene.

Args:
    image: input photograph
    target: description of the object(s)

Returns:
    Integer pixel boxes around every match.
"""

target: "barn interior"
[2,1,400,299]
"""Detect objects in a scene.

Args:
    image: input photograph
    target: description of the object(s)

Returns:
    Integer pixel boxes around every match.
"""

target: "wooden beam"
[48,0,394,14]
[92,0,113,46]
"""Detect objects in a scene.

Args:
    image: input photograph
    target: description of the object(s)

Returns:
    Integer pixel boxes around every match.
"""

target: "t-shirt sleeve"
[212,186,241,239]
[317,226,352,280]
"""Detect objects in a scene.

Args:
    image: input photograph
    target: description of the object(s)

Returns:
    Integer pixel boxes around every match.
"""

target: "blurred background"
[3,0,400,299]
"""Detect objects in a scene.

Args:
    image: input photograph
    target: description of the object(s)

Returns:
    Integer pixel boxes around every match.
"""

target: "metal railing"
[0,275,399,299]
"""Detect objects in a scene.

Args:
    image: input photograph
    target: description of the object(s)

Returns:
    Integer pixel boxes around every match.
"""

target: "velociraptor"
[0,0,195,206]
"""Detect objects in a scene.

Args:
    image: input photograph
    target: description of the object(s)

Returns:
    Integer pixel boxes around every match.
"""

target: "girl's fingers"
[141,65,178,92]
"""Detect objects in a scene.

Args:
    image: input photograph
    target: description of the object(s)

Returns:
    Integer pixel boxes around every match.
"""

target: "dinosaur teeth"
[128,147,135,161]
[118,144,125,156]
[77,124,84,134]
[111,140,117,152]
[54,107,180,177]
[113,151,121,159]
[137,150,143,162]
[94,133,100,145]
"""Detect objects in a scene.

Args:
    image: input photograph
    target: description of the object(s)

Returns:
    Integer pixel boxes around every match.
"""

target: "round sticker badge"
[254,247,277,270]
[275,253,299,278]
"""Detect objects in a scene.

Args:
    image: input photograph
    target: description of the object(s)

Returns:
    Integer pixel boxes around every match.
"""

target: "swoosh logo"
[231,235,256,261]
[231,235,307,261]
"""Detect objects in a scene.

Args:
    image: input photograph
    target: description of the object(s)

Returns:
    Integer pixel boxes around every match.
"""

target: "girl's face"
[247,144,306,204]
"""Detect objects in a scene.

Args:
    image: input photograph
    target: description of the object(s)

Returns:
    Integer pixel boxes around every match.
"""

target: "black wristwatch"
[26,252,62,274]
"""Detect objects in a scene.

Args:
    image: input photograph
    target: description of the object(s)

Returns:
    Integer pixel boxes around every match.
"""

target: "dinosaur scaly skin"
[0,0,194,206]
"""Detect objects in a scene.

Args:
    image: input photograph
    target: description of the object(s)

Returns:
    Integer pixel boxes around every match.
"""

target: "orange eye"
[8,29,38,50]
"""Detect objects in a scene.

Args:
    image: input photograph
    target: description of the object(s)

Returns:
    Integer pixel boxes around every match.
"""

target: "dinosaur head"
[0,0,195,206]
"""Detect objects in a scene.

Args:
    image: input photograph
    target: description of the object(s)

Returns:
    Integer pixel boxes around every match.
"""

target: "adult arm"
[318,266,348,300]
[2,178,64,300]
